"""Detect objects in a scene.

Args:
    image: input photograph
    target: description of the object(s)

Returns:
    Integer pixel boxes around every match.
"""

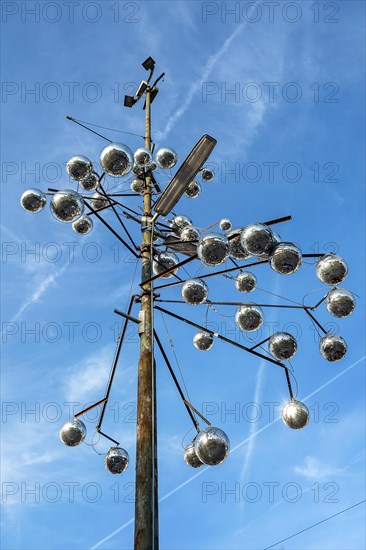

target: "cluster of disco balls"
[59,418,129,475]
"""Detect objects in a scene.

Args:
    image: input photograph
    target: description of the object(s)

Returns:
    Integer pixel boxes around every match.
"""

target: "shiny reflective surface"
[132,163,145,177]
[155,147,178,169]
[181,278,208,305]
[66,155,93,181]
[184,442,204,468]
[201,168,214,181]
[59,418,86,446]
[240,223,274,258]
[197,233,229,266]
[235,272,257,293]
[194,426,230,466]
[131,177,145,195]
[91,193,109,211]
[326,288,356,318]
[235,304,263,332]
[153,251,179,278]
[270,242,302,274]
[282,399,309,429]
[79,171,100,192]
[227,228,251,260]
[319,333,347,362]
[20,188,47,213]
[269,332,297,360]
[219,219,232,231]
[50,189,84,223]
[72,215,93,235]
[104,447,129,474]
[193,330,214,351]
[180,226,200,242]
[184,180,201,199]
[171,214,192,234]
[316,254,348,285]
[134,147,152,167]
[100,142,133,176]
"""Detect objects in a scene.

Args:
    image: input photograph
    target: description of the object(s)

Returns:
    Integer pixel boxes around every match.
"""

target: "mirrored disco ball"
[269,332,297,360]
[193,330,213,351]
[282,399,309,429]
[272,230,281,245]
[72,215,93,235]
[134,147,152,167]
[197,233,229,267]
[79,171,100,192]
[316,254,348,285]
[180,226,200,243]
[104,447,129,474]
[240,223,274,258]
[227,228,251,260]
[20,188,47,213]
[181,278,208,305]
[50,189,84,223]
[235,305,263,332]
[146,161,157,172]
[326,288,356,318]
[171,215,192,234]
[59,418,86,446]
[184,442,204,468]
[319,334,347,362]
[155,147,178,169]
[184,180,201,199]
[130,177,145,195]
[194,426,230,466]
[270,242,302,275]
[153,251,179,278]
[201,168,214,181]
[100,142,133,176]
[235,272,257,293]
[132,163,145,177]
[66,155,93,181]
[219,219,232,232]
[91,193,109,211]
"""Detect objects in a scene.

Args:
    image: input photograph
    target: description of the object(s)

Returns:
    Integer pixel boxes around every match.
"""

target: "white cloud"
[294,455,345,480]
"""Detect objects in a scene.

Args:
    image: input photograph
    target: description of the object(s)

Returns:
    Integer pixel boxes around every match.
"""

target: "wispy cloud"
[294,455,345,480]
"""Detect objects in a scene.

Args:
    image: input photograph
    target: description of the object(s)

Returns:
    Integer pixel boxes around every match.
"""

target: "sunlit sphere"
[171,215,192,234]
[79,171,100,192]
[155,147,178,169]
[132,163,145,177]
[282,399,309,430]
[134,147,152,167]
[100,142,133,176]
[59,418,86,446]
[197,233,229,267]
[270,242,302,275]
[66,155,93,181]
[326,288,356,318]
[319,334,347,362]
[193,330,214,351]
[219,219,232,232]
[240,223,274,258]
[181,278,208,305]
[104,447,129,474]
[130,177,145,195]
[235,304,263,332]
[269,332,297,360]
[153,251,179,278]
[50,189,84,223]
[180,226,200,243]
[91,192,109,211]
[184,180,201,199]
[72,215,93,235]
[194,427,230,466]
[227,228,251,260]
[235,272,257,293]
[184,442,204,468]
[316,254,348,285]
[20,188,47,213]
[201,168,214,182]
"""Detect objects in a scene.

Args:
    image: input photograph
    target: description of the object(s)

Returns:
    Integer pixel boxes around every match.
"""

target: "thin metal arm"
[284,369,294,400]
[304,308,328,335]
[156,299,311,310]
[66,115,113,142]
[75,398,108,418]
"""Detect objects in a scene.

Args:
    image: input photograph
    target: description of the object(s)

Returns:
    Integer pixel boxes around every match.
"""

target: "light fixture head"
[142,56,155,71]
[136,81,148,98]
[124,95,137,108]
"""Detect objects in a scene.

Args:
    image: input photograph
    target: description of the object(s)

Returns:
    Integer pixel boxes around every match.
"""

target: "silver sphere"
[134,147,152,167]
[72,215,93,235]
[130,177,145,195]
[219,219,232,232]
[180,226,200,243]
[201,168,214,182]
[235,272,257,293]
[50,189,84,223]
[181,278,208,305]
[66,155,93,181]
[184,180,202,199]
[272,230,281,245]
[235,305,263,332]
[91,193,109,211]
[227,228,251,261]
[326,288,356,318]
[155,147,178,169]
[316,254,348,286]
[20,188,47,213]
[193,331,214,351]
[194,427,230,466]
[282,399,309,430]
[104,447,129,474]
[132,163,145,177]
[270,242,302,275]
[153,251,179,278]
[59,418,86,446]
[319,334,347,362]
[171,215,192,235]
[240,223,274,258]
[269,332,297,360]
[79,171,100,192]
[146,161,157,172]
[184,442,204,468]
[197,233,229,267]
[100,142,133,176]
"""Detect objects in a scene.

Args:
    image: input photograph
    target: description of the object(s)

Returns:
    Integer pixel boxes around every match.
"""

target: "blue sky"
[1,1,365,549]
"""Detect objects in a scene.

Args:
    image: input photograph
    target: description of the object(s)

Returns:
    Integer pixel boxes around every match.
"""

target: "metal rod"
[114,309,140,324]
[305,308,328,335]
[284,369,294,400]
[183,399,211,427]
[155,299,309,310]
[313,293,329,309]
[97,429,119,446]
[250,336,271,351]
[263,215,292,226]
[66,115,113,143]
[74,398,108,418]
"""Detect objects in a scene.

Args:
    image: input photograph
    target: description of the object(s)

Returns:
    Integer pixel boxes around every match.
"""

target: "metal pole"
[134,87,159,550]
